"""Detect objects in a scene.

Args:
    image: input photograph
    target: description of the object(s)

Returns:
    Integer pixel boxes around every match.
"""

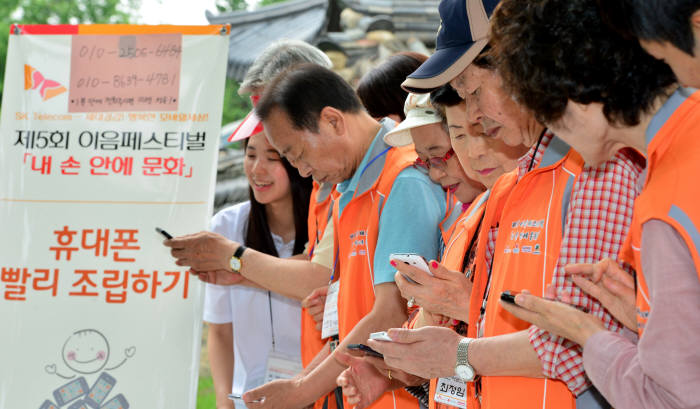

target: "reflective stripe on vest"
[445,191,491,263]
[669,205,700,262]
[308,182,335,258]
[645,87,696,146]
[318,182,334,203]
[539,136,571,168]
[439,191,462,258]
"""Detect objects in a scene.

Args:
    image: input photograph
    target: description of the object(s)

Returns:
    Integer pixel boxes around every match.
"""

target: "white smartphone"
[369,331,394,341]
[390,253,433,284]
[229,394,263,403]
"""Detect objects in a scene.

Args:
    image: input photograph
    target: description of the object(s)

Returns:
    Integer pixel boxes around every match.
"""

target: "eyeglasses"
[413,148,455,171]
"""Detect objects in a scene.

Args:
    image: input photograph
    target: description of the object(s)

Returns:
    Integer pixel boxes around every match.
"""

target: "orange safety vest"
[467,137,584,409]
[619,88,700,335]
[428,191,490,409]
[439,190,462,256]
[305,182,337,409]
[302,182,334,367]
[334,136,420,409]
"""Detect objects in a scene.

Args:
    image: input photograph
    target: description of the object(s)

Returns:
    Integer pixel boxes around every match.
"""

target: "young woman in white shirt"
[204,130,312,409]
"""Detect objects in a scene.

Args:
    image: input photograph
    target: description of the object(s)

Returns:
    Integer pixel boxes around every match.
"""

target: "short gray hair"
[239,39,332,94]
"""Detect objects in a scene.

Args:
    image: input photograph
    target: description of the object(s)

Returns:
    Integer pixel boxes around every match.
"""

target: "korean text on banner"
[0,25,230,409]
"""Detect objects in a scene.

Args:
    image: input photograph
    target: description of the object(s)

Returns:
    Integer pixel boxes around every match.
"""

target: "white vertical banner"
[0,24,229,409]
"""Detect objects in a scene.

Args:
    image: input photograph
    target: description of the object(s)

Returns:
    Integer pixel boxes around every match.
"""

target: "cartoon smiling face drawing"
[61,329,109,374]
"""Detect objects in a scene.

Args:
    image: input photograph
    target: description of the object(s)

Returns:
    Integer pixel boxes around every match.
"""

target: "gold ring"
[388,370,392,380]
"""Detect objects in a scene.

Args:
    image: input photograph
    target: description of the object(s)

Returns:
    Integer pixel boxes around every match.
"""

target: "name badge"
[264,350,303,383]
[321,281,340,339]
[434,377,467,409]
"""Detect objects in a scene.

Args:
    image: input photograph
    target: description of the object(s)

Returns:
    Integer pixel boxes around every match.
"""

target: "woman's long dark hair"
[243,138,312,257]
[356,52,428,121]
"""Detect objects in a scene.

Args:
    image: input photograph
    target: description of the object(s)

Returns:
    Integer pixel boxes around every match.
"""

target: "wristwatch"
[229,244,247,272]
[455,337,476,382]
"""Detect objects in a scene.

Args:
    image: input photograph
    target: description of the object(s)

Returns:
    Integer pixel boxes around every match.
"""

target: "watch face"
[456,364,475,382]
[230,258,241,272]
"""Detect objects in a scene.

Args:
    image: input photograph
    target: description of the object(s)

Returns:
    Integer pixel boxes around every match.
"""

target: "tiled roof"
[206,0,328,81]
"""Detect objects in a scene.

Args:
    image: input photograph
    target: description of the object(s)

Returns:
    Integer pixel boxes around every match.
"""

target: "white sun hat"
[383,93,442,147]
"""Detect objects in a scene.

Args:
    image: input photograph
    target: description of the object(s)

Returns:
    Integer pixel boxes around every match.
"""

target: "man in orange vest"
[165,39,339,409]
[486,0,700,408]
[235,64,446,409]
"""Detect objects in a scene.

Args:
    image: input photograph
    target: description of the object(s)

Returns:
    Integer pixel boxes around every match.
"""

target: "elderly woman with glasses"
[335,83,530,409]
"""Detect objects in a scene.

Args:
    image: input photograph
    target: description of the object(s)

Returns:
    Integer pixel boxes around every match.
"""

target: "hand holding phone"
[390,253,433,285]
[347,343,384,359]
[369,331,393,341]
[156,227,173,240]
[390,253,431,273]
[501,290,590,313]
[500,290,519,304]
[229,393,264,403]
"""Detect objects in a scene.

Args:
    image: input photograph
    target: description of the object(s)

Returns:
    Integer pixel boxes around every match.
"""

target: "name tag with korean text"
[264,350,303,383]
[434,377,467,409]
[321,281,340,339]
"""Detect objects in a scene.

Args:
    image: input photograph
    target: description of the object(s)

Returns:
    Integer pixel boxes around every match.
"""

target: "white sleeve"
[203,283,233,324]
[202,202,250,324]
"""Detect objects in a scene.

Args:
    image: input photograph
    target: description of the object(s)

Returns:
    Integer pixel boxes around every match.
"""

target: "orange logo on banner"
[24,64,67,101]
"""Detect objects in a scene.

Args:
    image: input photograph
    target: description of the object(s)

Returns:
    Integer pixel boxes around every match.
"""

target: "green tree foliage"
[216,0,289,12]
[259,0,288,7]
[215,0,247,13]
[214,0,289,128]
[221,77,253,129]
[13,0,138,25]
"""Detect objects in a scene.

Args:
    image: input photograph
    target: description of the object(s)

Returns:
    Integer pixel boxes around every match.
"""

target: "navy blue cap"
[402,0,500,93]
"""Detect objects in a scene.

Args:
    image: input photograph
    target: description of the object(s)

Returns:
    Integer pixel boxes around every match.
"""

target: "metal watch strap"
[456,337,471,366]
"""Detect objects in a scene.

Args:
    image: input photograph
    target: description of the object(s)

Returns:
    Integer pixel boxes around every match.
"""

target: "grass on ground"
[197,376,217,409]
[197,323,217,408]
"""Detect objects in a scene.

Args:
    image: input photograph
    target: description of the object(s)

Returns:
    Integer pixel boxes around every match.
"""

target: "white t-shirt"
[203,201,302,404]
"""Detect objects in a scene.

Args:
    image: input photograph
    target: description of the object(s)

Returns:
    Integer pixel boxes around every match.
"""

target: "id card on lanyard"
[264,350,303,383]
[434,377,468,409]
[322,203,343,340]
[321,280,340,339]
[262,290,303,382]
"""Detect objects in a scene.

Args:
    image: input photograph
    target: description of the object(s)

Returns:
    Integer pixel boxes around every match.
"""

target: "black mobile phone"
[347,343,384,359]
[155,227,173,240]
[500,290,589,312]
[500,290,519,304]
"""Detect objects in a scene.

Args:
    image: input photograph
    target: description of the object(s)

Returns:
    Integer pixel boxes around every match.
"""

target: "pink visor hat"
[228,95,264,142]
